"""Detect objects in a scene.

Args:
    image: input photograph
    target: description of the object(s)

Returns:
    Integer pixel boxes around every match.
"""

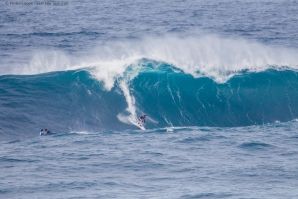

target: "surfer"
[40,129,51,136]
[45,129,50,134]
[138,114,147,123]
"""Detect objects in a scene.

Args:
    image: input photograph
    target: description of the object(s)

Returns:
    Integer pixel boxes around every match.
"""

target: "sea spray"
[4,34,298,86]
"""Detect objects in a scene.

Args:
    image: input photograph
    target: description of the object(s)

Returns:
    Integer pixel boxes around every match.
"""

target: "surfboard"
[136,120,146,130]
[129,116,146,130]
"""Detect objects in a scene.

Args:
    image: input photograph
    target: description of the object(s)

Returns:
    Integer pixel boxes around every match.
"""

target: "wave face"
[131,63,298,127]
[1,60,298,137]
[0,70,129,138]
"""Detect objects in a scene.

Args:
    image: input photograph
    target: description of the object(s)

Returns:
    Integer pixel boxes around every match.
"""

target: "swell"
[1,65,298,139]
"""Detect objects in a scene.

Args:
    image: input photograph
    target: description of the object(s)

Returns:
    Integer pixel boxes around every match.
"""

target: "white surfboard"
[136,120,146,130]
[129,116,146,130]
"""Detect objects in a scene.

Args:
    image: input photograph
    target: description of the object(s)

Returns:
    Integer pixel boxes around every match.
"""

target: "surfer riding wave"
[138,114,147,124]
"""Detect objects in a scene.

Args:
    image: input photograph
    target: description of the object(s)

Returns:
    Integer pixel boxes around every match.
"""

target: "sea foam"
[7,33,298,89]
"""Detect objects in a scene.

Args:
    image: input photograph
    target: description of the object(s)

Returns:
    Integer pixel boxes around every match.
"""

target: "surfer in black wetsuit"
[139,115,147,123]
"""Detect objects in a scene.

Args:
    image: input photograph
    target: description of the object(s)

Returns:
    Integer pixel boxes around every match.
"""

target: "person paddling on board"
[139,114,147,124]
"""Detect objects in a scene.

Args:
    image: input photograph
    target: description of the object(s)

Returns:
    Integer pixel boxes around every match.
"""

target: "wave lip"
[4,34,298,82]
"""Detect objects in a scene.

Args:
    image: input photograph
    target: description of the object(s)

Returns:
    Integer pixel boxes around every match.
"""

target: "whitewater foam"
[6,33,298,88]
[70,131,95,135]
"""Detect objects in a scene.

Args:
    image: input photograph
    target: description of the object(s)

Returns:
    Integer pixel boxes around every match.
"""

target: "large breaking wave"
[1,63,298,137]
[1,34,298,137]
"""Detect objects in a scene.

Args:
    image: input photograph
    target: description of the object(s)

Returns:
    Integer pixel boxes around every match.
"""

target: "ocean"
[1,0,298,198]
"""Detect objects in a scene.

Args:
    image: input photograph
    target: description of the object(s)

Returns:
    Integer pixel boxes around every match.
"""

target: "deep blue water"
[1,0,298,198]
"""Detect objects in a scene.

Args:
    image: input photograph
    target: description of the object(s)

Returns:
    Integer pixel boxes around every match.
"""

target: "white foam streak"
[118,80,136,116]
[89,58,136,90]
[117,113,131,125]
[70,131,94,135]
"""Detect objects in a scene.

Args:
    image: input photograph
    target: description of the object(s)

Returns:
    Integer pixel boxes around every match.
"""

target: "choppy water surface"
[1,123,298,198]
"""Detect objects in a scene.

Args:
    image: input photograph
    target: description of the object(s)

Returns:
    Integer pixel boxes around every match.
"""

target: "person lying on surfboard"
[138,114,147,123]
